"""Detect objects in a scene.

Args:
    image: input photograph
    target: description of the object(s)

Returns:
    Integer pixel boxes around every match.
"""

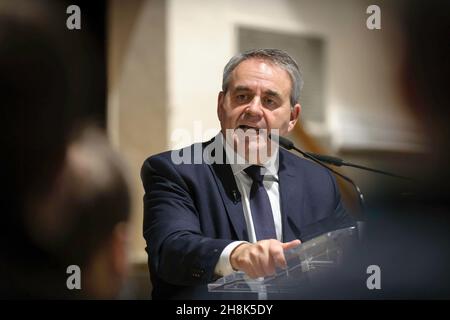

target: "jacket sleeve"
[141,154,232,286]
[299,166,357,242]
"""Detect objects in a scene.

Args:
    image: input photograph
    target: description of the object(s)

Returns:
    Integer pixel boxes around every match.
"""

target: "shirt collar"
[217,132,279,178]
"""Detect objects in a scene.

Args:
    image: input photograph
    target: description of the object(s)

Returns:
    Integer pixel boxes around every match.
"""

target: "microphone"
[305,152,344,167]
[271,134,366,220]
[274,134,409,179]
[231,189,241,204]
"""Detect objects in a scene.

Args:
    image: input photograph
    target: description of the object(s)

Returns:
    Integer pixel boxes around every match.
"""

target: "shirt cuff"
[214,241,247,277]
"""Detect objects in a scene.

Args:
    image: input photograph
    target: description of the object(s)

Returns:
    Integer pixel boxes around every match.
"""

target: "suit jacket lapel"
[210,161,248,241]
[278,149,305,242]
[204,136,248,241]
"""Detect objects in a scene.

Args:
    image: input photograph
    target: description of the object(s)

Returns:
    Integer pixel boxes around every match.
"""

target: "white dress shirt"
[214,134,282,277]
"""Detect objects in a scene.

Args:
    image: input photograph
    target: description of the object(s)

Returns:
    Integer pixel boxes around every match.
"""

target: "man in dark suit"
[142,49,355,299]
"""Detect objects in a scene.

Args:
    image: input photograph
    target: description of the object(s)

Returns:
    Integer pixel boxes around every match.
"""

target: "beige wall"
[167,0,423,151]
[108,0,167,264]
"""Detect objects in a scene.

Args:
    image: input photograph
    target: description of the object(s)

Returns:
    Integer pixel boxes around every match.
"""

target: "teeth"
[236,126,264,136]
[238,125,258,131]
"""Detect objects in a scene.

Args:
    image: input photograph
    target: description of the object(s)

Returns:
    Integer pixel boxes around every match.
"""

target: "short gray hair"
[222,48,303,107]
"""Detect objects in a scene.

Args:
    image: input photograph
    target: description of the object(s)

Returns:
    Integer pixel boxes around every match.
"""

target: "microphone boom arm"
[305,152,411,180]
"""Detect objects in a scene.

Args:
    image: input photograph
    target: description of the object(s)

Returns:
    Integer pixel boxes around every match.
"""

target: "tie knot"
[244,165,264,183]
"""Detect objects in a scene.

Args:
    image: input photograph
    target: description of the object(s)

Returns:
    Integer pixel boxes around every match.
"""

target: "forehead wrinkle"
[230,60,291,99]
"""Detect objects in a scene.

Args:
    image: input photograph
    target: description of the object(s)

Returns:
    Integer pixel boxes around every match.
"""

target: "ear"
[287,103,301,132]
[217,91,225,122]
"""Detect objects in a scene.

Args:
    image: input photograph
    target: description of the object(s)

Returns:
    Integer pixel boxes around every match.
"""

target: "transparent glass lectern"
[208,226,358,299]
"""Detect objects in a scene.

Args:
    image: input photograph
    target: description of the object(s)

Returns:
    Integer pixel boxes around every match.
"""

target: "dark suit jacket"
[141,138,355,299]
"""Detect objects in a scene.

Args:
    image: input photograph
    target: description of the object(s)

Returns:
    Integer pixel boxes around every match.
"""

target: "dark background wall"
[61,0,107,127]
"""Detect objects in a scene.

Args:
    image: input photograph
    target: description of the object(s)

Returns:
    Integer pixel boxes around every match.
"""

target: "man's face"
[217,58,300,163]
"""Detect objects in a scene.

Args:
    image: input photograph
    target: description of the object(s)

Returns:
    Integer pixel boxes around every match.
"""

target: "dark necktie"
[244,165,277,240]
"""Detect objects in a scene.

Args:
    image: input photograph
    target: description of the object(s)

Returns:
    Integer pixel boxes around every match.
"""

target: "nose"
[245,96,264,119]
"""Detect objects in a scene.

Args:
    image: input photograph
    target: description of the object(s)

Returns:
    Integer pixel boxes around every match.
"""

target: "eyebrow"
[233,86,252,92]
[265,89,282,99]
[233,86,282,98]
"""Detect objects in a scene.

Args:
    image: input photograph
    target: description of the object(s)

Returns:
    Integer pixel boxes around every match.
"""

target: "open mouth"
[236,125,260,133]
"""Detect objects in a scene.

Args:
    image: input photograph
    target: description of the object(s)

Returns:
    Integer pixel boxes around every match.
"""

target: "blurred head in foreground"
[0,0,130,298]
[23,126,131,299]
[399,0,450,195]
